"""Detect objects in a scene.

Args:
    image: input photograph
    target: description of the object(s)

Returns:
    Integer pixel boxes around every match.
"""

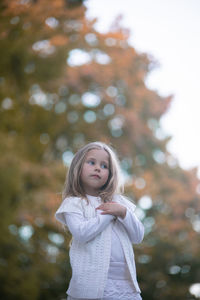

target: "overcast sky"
[85,0,200,175]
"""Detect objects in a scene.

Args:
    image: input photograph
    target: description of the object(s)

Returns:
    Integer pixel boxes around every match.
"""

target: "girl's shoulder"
[55,196,90,225]
[56,196,87,214]
[62,195,85,204]
[113,194,136,210]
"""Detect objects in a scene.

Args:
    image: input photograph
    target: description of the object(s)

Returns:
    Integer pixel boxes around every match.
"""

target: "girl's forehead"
[86,148,109,161]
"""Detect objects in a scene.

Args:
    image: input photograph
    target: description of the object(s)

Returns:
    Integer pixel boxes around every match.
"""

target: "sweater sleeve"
[117,195,144,244]
[64,211,114,244]
[55,196,114,244]
[55,197,84,225]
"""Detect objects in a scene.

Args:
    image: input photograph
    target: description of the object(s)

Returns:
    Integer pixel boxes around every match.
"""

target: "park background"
[0,0,200,299]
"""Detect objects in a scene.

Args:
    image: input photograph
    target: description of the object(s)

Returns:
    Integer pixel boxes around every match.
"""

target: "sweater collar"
[86,194,101,204]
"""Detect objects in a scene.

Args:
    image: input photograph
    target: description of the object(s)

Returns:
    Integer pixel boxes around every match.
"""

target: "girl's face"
[80,149,110,196]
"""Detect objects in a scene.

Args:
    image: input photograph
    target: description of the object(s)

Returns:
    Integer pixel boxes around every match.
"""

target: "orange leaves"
[2,0,29,16]
[50,35,68,46]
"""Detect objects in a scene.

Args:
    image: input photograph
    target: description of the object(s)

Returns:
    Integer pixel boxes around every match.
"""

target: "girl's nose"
[95,165,101,172]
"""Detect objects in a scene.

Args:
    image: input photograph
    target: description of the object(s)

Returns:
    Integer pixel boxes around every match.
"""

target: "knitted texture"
[55,194,142,298]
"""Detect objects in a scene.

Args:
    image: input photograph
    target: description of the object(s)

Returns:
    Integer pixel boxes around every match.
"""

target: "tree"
[0,0,199,299]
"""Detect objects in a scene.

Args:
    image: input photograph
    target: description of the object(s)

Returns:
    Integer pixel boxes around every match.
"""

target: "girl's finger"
[96,205,103,209]
[101,211,112,215]
[96,204,108,210]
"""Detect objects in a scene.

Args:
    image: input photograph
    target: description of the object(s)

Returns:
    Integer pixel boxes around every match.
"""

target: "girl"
[55,141,144,300]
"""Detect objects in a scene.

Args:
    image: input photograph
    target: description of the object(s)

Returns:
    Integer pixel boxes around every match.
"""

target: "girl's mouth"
[91,174,101,179]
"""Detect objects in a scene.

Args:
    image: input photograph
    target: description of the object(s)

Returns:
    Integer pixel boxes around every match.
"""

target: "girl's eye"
[101,164,108,169]
[88,160,95,165]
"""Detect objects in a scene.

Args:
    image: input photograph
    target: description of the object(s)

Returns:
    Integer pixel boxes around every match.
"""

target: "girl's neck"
[86,193,100,198]
[83,189,100,197]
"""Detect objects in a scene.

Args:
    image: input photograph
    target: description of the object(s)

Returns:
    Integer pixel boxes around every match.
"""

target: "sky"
[85,0,200,176]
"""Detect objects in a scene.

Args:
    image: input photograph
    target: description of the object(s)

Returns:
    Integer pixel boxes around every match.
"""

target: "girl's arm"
[96,202,144,244]
[117,208,144,244]
[64,210,115,244]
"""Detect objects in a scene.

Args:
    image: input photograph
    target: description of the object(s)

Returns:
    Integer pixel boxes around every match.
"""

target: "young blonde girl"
[55,141,144,300]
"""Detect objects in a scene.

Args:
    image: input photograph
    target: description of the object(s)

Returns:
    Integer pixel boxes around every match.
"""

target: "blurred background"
[86,0,200,173]
[0,0,200,299]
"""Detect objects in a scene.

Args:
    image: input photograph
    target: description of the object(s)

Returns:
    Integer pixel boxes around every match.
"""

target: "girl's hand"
[96,202,127,219]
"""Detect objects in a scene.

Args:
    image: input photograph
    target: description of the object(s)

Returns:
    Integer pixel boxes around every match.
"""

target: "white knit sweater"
[55,194,144,299]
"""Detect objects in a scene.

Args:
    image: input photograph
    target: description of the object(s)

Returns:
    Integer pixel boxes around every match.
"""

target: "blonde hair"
[62,141,124,202]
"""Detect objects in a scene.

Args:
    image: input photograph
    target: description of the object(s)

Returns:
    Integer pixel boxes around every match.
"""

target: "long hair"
[62,141,124,202]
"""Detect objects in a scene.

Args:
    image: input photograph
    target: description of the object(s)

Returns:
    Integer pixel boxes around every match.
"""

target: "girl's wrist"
[120,207,127,219]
